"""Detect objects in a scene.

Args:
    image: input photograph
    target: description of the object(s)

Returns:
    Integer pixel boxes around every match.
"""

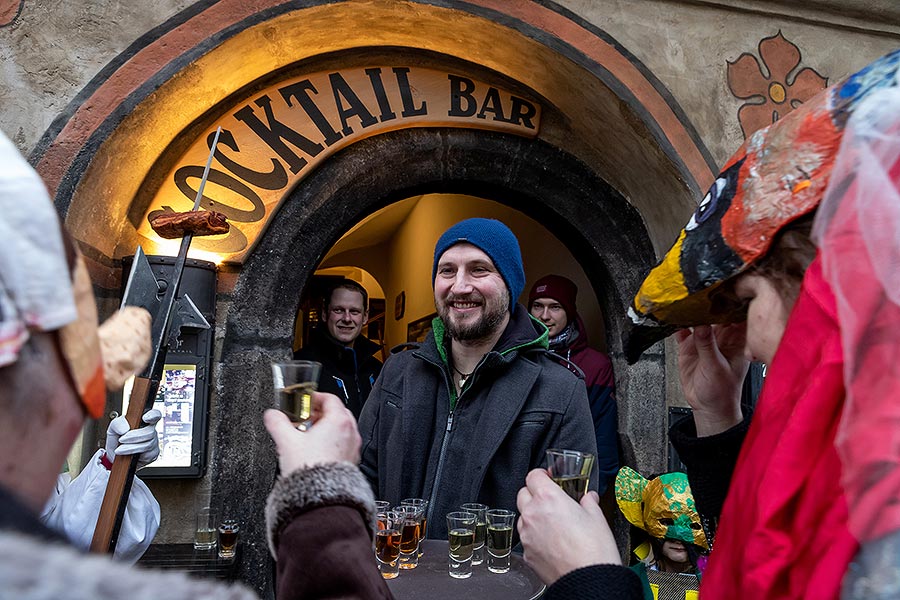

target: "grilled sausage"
[149,210,229,239]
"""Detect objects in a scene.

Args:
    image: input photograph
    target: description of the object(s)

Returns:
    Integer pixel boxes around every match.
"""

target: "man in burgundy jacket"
[529,275,619,494]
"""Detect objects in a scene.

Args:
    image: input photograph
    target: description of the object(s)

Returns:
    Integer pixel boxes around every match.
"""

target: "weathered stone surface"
[0,0,194,150]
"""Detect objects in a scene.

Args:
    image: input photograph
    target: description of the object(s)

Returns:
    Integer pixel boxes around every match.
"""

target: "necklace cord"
[452,365,473,379]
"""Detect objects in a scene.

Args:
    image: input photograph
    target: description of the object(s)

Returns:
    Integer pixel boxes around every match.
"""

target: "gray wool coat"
[359,305,599,539]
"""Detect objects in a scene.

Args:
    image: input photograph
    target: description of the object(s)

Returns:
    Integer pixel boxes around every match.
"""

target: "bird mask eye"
[685,176,727,232]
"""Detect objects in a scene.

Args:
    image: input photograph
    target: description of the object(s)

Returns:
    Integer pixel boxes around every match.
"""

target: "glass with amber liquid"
[401,498,428,557]
[217,519,239,559]
[272,361,321,431]
[375,511,401,579]
[375,501,390,530]
[546,449,595,501]
[396,506,421,570]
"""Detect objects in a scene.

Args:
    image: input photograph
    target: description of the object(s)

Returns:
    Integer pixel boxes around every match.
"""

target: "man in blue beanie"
[359,218,598,539]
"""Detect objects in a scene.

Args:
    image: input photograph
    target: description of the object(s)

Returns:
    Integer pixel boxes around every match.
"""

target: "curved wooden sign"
[139,66,542,263]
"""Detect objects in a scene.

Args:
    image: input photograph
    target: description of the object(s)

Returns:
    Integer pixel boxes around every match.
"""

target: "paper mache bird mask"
[615,467,708,550]
[625,49,900,363]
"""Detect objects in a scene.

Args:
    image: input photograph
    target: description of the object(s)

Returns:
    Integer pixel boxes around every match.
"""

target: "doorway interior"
[293,193,610,357]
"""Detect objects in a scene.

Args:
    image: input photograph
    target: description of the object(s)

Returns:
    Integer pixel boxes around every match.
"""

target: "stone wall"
[3,1,898,161]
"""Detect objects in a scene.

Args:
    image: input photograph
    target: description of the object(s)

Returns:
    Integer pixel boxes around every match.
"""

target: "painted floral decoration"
[727,31,827,138]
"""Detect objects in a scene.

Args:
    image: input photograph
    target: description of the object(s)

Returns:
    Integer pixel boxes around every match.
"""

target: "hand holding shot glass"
[272,360,321,431]
[263,390,362,478]
[545,448,595,501]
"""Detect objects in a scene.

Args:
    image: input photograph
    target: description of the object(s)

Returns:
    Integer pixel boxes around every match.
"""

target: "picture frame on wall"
[394,291,405,320]
[407,312,437,343]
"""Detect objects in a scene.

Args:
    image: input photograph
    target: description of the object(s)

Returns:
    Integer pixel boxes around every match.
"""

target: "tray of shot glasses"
[382,540,544,600]
[375,503,544,600]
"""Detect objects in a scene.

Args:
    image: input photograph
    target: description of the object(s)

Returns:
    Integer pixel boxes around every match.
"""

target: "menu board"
[123,364,197,469]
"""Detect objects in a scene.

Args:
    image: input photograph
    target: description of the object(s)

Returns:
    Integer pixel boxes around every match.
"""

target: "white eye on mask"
[685,176,727,232]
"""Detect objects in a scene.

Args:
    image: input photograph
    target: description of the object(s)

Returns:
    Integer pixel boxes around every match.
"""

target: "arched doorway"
[215,128,662,589]
[309,193,612,354]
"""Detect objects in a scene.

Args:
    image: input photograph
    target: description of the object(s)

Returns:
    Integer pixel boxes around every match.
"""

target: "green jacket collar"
[424,305,549,408]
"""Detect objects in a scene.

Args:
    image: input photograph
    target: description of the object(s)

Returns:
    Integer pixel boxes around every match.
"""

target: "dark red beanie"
[528,275,578,320]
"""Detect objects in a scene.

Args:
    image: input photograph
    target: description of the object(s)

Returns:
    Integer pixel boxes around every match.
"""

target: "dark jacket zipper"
[425,360,456,527]
[424,356,486,528]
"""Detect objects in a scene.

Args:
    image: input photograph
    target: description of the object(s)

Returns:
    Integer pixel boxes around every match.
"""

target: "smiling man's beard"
[437,288,510,342]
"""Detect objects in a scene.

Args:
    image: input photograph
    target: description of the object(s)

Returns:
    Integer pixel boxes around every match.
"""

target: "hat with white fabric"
[0,131,106,416]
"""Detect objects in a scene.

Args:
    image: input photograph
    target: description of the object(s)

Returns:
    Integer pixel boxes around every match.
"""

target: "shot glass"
[217,519,240,559]
[272,361,321,431]
[460,503,488,565]
[545,448,595,502]
[375,500,391,528]
[396,505,421,570]
[193,507,217,550]
[375,511,402,579]
[447,511,477,579]
[401,498,428,556]
[485,509,516,573]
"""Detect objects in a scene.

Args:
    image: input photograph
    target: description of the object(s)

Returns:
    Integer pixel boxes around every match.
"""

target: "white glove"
[105,409,163,469]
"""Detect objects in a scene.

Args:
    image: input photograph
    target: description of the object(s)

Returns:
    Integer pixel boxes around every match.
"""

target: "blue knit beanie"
[432,218,525,310]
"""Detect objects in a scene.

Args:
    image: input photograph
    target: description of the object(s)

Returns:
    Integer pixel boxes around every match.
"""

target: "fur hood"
[265,461,375,558]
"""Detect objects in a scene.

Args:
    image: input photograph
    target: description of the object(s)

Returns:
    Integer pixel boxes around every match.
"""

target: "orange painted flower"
[727,31,827,138]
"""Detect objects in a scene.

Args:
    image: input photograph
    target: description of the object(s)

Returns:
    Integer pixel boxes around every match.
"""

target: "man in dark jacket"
[359,218,598,539]
[529,274,619,493]
[295,280,382,419]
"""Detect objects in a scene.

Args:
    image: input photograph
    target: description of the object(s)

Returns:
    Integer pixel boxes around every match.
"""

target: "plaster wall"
[1,1,896,164]
[0,2,895,240]
[0,1,195,149]
[558,0,900,166]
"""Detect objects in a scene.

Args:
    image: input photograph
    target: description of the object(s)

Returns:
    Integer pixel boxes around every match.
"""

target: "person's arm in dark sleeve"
[543,564,644,600]
[266,463,392,600]
[669,412,751,520]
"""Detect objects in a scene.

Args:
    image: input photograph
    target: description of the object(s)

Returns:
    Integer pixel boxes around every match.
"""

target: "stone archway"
[214,127,665,592]
[38,0,715,272]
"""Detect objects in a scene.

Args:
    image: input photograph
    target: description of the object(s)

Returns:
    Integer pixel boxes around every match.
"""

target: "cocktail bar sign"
[139,66,543,262]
